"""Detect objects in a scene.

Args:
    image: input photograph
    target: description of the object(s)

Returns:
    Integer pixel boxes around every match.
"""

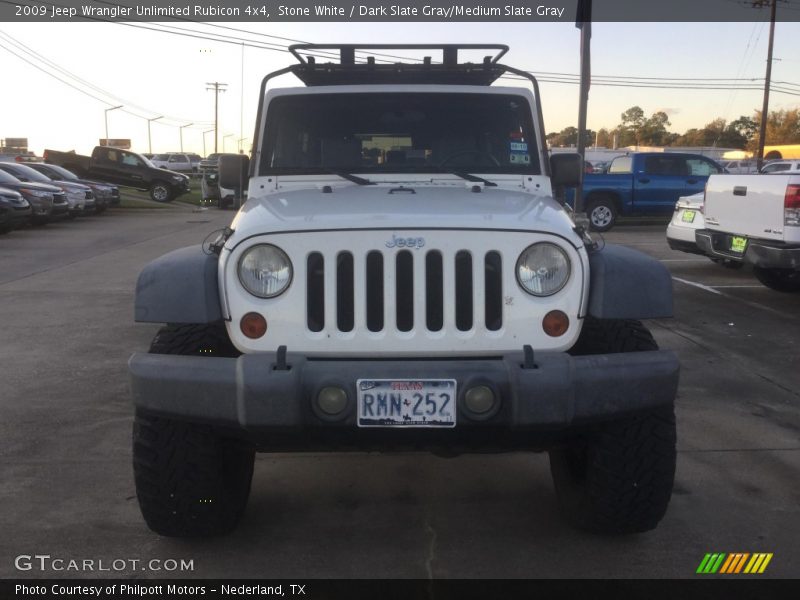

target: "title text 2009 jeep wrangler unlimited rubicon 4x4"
[130,45,679,537]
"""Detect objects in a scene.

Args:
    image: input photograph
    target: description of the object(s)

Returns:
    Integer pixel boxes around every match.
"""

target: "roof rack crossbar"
[288,44,509,66]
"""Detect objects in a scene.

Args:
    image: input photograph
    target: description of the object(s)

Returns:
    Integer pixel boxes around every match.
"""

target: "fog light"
[542,310,569,337]
[465,385,495,414]
[240,312,267,339]
[317,386,348,415]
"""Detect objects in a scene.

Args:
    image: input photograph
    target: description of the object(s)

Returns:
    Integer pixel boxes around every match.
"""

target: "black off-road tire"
[550,318,676,534]
[133,413,254,537]
[149,322,240,357]
[133,323,252,537]
[752,266,800,293]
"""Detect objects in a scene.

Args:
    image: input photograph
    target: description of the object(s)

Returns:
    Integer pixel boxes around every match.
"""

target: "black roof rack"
[286,44,511,86]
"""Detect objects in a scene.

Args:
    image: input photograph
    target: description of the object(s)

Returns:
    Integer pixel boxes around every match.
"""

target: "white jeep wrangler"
[130,44,679,537]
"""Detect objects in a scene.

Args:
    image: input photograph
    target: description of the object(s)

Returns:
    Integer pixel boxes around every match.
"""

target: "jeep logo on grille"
[385,234,425,249]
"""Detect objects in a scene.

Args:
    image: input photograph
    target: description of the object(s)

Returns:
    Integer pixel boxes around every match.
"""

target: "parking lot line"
[672,276,722,295]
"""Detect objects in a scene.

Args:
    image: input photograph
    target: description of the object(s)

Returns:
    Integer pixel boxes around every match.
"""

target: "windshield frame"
[257,87,543,178]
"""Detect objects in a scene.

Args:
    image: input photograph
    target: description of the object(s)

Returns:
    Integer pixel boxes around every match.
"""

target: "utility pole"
[574,0,592,219]
[756,0,778,170]
[238,137,248,153]
[179,123,193,153]
[206,82,227,153]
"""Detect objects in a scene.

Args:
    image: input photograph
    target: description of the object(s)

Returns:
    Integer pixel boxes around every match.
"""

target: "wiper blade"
[447,171,497,187]
[324,169,375,186]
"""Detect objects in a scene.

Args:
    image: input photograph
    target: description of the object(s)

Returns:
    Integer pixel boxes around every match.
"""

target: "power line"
[0,29,213,127]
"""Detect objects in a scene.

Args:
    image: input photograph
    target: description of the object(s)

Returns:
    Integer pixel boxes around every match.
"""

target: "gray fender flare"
[587,244,673,319]
[134,245,222,324]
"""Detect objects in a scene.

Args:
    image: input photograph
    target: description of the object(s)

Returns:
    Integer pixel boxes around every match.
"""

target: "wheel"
[438,150,500,168]
[752,267,800,292]
[150,181,173,202]
[586,196,617,232]
[133,323,253,537]
[549,318,676,534]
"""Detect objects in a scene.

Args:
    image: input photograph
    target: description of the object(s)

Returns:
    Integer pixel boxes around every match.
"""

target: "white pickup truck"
[695,174,800,291]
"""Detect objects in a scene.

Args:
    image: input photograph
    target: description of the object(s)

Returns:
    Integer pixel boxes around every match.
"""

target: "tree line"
[547,106,800,151]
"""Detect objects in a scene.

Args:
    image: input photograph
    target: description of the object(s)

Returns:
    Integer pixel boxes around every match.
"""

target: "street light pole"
[206,82,228,153]
[147,116,164,154]
[223,134,234,152]
[104,105,123,142]
[179,123,194,153]
[238,137,248,153]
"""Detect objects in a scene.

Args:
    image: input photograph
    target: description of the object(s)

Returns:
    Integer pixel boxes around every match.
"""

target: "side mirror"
[218,154,249,191]
[550,153,582,188]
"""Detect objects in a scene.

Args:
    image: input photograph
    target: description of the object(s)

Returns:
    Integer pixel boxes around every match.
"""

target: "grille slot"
[454,250,473,331]
[336,252,354,332]
[306,252,325,332]
[366,251,384,332]
[425,251,444,332]
[395,251,414,332]
[484,251,503,331]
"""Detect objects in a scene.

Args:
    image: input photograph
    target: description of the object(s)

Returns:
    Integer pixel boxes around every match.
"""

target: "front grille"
[85,190,94,200]
[305,249,503,334]
[53,192,67,205]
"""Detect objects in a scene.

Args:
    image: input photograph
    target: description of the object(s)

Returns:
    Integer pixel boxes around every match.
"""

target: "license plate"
[729,236,747,253]
[357,379,456,428]
[681,210,696,223]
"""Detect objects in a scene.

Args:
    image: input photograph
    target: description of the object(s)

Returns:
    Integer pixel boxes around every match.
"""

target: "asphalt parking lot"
[1,208,798,579]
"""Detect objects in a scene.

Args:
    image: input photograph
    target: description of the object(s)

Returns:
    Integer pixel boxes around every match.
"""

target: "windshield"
[152,154,170,161]
[0,163,52,183]
[260,92,540,176]
[44,164,79,181]
[0,169,21,184]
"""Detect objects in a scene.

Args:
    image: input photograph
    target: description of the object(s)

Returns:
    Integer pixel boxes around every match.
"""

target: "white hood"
[226,182,581,248]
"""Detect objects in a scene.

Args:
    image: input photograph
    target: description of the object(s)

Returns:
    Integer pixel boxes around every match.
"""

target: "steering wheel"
[438,150,501,168]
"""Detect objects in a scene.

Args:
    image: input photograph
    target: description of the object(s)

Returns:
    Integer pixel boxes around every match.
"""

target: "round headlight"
[516,243,571,296]
[238,244,293,298]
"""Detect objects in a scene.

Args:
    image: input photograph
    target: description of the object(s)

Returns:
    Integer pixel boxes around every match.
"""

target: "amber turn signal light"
[240,312,267,339]
[542,310,569,337]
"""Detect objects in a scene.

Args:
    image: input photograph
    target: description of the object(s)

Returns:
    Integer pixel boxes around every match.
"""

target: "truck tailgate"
[704,174,799,242]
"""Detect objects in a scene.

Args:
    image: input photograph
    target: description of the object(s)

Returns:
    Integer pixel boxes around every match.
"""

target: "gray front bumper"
[129,350,679,436]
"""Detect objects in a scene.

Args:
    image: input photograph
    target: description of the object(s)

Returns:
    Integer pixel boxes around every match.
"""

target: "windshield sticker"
[510,142,528,151]
[510,152,530,164]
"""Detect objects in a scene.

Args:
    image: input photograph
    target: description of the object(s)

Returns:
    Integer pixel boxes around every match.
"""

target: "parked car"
[0,162,87,218]
[666,192,705,255]
[0,167,60,224]
[0,186,31,233]
[198,153,222,170]
[572,152,725,231]
[696,173,800,291]
[187,153,203,172]
[26,162,121,212]
[760,160,800,174]
[721,159,758,174]
[44,146,190,202]
[150,153,194,174]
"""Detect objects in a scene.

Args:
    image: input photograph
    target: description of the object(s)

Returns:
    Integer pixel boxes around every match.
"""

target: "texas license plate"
[357,379,456,428]
[681,210,696,223]
[729,236,747,253]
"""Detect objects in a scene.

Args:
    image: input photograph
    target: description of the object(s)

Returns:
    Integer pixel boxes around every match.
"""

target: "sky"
[1,19,799,156]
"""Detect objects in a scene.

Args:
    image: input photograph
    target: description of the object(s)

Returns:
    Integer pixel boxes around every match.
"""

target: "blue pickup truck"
[573,152,724,231]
